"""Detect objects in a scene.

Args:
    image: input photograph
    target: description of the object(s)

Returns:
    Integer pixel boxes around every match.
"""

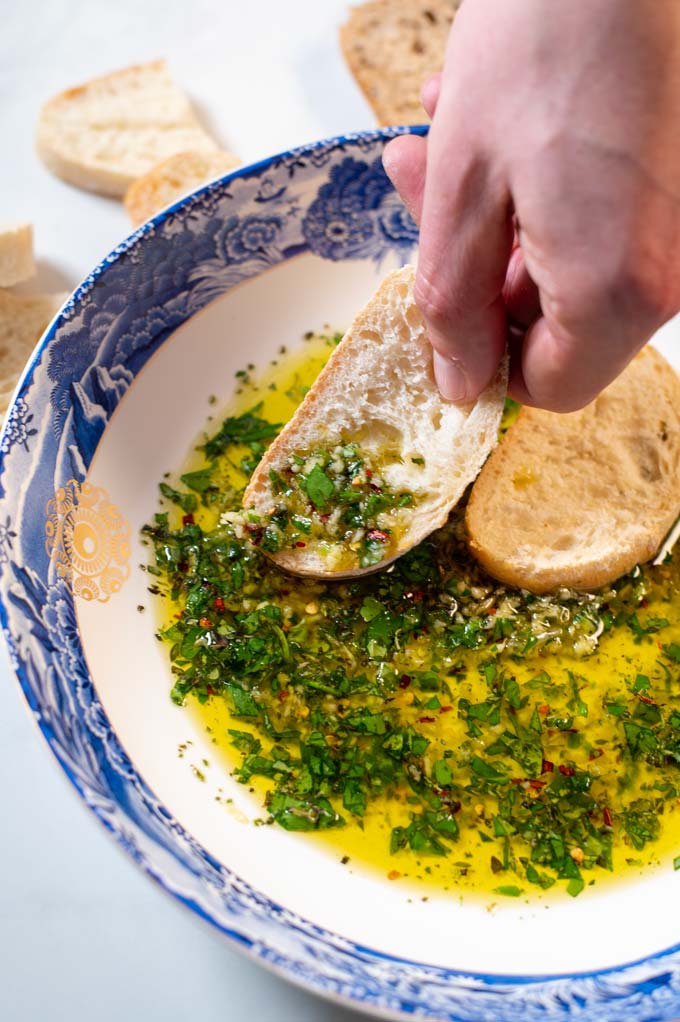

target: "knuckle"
[414,269,451,325]
[414,267,468,327]
[546,254,672,341]
[606,257,672,328]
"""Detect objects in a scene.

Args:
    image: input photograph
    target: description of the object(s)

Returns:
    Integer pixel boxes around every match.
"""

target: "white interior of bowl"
[78,250,680,977]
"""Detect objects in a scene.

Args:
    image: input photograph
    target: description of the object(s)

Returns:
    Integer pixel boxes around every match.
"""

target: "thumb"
[416,145,513,402]
[382,134,427,226]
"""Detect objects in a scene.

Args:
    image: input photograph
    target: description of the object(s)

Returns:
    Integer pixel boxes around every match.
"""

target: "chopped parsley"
[144,353,680,899]
[241,442,416,570]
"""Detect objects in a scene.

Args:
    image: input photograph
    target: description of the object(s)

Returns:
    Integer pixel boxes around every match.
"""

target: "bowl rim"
[2,125,680,1022]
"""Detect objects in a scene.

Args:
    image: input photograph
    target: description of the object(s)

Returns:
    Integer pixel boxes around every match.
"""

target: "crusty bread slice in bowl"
[243,264,507,579]
[466,345,680,594]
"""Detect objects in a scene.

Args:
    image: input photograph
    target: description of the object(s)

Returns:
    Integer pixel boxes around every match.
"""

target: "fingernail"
[433,350,468,402]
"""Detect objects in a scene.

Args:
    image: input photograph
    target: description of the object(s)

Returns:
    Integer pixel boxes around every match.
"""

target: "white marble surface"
[0,2,380,1018]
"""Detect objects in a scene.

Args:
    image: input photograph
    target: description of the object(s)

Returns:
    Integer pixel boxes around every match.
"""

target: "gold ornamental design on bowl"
[45,479,131,602]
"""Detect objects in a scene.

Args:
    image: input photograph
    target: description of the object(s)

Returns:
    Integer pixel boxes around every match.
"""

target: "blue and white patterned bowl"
[3,127,680,1022]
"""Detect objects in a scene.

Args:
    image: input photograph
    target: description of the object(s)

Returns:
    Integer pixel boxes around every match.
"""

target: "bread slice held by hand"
[124,149,241,226]
[243,264,507,579]
[0,289,66,417]
[0,224,35,287]
[340,0,460,126]
[37,60,218,197]
[466,346,680,594]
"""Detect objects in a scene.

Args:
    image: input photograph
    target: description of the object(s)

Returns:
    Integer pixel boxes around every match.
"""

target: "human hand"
[383,0,680,411]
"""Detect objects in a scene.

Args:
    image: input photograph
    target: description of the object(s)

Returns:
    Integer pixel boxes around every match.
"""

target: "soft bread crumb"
[0,224,35,287]
[340,0,461,125]
[244,264,507,578]
[124,149,241,226]
[36,60,218,197]
[0,290,66,418]
[466,346,680,593]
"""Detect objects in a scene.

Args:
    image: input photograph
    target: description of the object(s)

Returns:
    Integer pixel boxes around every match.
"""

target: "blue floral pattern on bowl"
[1,127,680,1022]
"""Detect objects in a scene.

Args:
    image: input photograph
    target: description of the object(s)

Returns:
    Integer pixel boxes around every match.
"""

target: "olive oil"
[147,333,680,901]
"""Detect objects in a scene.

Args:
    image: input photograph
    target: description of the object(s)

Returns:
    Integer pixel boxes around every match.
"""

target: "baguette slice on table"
[340,0,460,126]
[36,60,218,197]
[0,290,66,417]
[0,224,35,287]
[244,264,507,579]
[125,149,241,227]
[466,346,680,594]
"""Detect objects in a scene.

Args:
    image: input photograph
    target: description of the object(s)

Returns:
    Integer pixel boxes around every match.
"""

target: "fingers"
[382,134,427,225]
[386,128,512,403]
[507,245,670,410]
[509,286,660,411]
[380,69,443,222]
[507,181,678,410]
[507,316,640,411]
[415,134,514,402]
[503,245,541,329]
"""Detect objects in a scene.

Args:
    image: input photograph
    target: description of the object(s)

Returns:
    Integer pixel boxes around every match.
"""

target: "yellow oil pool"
[146,331,680,902]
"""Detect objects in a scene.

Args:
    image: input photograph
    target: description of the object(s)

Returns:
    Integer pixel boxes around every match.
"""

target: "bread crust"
[466,346,680,593]
[244,264,507,578]
[36,60,218,197]
[0,224,34,288]
[124,150,241,226]
[340,0,460,125]
[0,289,66,417]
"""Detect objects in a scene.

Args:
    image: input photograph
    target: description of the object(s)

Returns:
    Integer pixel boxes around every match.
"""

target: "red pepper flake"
[206,685,214,696]
[640,597,649,608]
[399,674,411,688]
[199,617,212,629]
[439,705,453,713]
[178,561,188,573]
[417,716,436,724]
[589,748,604,761]
[387,870,401,881]
[295,541,307,548]
[538,704,550,715]
[278,689,289,702]
[603,807,613,828]
[510,778,524,786]
[214,597,225,613]
[541,759,554,774]
[559,764,575,777]
[365,468,373,478]
[182,513,195,527]
[367,529,389,543]
[319,514,330,523]
[488,607,497,615]
[529,779,546,790]
[639,694,658,706]
[369,483,383,493]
